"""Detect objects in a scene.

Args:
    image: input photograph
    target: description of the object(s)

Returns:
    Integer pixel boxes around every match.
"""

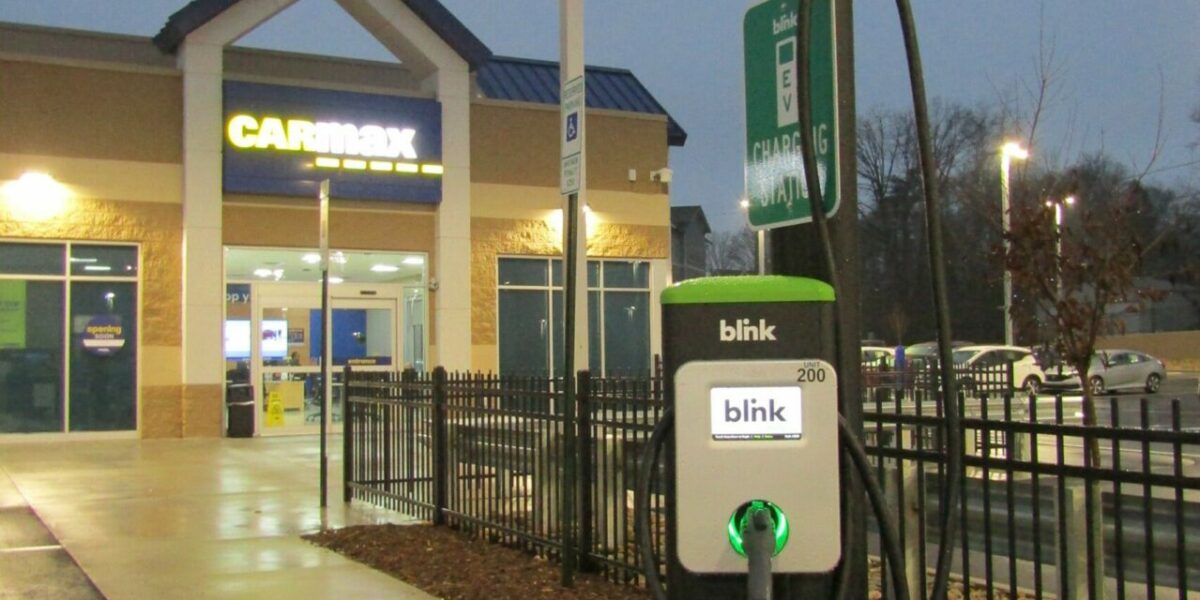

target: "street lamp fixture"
[738,197,764,274]
[1000,141,1029,345]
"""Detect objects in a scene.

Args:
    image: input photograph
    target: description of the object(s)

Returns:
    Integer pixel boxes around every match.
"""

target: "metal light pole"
[1047,195,1075,300]
[999,141,1028,345]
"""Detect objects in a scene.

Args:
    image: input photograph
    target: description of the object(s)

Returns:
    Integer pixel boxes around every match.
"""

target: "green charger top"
[661,275,835,305]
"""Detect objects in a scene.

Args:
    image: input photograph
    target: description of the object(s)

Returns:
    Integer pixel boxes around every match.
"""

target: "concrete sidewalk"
[0,436,437,600]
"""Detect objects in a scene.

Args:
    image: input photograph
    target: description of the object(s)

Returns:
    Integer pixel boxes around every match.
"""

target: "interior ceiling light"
[302,253,321,264]
[329,276,344,284]
[402,256,425,265]
[70,257,98,263]
[371,264,400,273]
[331,252,347,264]
[84,265,112,272]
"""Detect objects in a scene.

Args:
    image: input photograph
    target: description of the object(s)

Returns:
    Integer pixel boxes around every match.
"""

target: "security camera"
[650,168,673,184]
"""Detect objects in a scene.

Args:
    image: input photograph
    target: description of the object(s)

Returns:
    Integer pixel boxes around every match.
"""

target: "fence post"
[343,365,353,503]
[576,370,594,571]
[401,368,416,497]
[1058,480,1090,600]
[433,367,449,526]
[884,455,922,600]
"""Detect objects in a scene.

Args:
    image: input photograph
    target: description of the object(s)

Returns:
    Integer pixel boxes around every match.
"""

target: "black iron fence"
[343,367,667,585]
[862,378,1200,599]
[344,362,1200,598]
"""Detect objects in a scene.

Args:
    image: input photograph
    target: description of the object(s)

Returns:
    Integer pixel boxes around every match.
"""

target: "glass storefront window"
[497,257,651,378]
[0,242,138,435]
[0,242,64,275]
[0,281,64,433]
[69,281,137,431]
[70,245,138,277]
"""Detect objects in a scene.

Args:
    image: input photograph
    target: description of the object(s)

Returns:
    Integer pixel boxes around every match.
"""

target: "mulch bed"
[305,524,646,600]
[307,523,1024,600]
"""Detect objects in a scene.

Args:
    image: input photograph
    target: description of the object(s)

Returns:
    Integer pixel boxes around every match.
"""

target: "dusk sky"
[2,0,1196,232]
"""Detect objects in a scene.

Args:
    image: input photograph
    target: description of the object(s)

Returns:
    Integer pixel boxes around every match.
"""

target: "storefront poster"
[0,281,27,350]
[82,315,125,356]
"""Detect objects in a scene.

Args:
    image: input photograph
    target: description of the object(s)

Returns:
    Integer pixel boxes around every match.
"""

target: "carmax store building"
[0,0,684,438]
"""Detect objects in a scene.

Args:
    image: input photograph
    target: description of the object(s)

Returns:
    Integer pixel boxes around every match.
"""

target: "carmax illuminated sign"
[227,115,418,159]
[223,81,442,203]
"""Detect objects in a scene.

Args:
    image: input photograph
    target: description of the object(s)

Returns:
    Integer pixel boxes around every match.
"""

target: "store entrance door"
[255,291,398,436]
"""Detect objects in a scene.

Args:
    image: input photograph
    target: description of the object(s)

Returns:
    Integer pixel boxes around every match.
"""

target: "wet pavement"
[0,436,436,599]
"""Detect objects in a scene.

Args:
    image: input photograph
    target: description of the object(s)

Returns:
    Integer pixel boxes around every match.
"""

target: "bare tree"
[706,227,757,275]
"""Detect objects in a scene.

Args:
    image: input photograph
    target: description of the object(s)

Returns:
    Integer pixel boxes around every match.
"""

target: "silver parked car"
[1043,349,1167,395]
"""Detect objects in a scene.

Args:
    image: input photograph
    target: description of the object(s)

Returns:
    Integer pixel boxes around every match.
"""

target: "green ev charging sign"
[743,0,839,229]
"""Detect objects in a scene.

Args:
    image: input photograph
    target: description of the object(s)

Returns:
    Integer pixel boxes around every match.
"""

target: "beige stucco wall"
[0,194,184,438]
[1098,331,1200,372]
[0,59,182,162]
[468,181,670,372]
[1,59,187,438]
[468,101,673,373]
[1,51,676,431]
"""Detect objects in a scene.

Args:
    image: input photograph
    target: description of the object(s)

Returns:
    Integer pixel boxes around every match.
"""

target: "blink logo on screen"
[710,386,802,441]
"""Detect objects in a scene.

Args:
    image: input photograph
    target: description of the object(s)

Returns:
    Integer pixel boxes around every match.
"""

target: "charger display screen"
[709,386,802,441]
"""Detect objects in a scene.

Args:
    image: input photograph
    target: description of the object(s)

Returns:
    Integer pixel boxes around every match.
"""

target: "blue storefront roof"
[478,56,686,147]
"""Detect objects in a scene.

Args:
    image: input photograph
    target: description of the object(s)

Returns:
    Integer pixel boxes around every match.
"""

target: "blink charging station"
[658,275,842,599]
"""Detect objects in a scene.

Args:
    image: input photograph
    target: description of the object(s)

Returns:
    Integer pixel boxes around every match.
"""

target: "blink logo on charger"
[710,386,802,441]
[719,318,778,342]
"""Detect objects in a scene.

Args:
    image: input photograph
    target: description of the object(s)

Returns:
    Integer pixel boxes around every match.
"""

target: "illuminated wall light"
[421,164,444,175]
[395,163,420,174]
[342,159,367,170]
[369,161,394,172]
[3,172,71,221]
[547,208,599,242]
[315,157,341,168]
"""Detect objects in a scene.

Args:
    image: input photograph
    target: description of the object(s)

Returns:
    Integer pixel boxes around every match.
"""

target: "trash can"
[226,383,254,438]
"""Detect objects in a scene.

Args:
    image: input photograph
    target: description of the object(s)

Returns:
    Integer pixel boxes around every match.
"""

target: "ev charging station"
[662,275,842,599]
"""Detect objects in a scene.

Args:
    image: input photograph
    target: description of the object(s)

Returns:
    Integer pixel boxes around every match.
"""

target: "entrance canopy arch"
[154,0,487,432]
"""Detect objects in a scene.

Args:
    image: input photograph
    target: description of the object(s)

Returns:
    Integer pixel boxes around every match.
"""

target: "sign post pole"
[560,0,587,586]
[319,179,330,509]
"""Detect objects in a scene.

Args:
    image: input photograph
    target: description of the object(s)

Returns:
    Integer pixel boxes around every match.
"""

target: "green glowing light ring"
[726,500,790,557]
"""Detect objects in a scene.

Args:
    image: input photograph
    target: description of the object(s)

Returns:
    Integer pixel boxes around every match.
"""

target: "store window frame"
[496,256,653,378]
[0,239,141,435]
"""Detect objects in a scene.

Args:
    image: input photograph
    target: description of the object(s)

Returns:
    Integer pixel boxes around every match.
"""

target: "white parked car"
[1042,350,1167,395]
[861,346,896,368]
[951,345,1047,395]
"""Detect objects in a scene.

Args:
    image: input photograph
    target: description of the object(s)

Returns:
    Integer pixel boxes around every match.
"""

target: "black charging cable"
[792,4,912,599]
[891,2,963,597]
[635,407,673,600]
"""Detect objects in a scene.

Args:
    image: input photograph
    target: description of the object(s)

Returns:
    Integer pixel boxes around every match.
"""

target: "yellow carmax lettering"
[228,114,259,148]
[255,117,289,151]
